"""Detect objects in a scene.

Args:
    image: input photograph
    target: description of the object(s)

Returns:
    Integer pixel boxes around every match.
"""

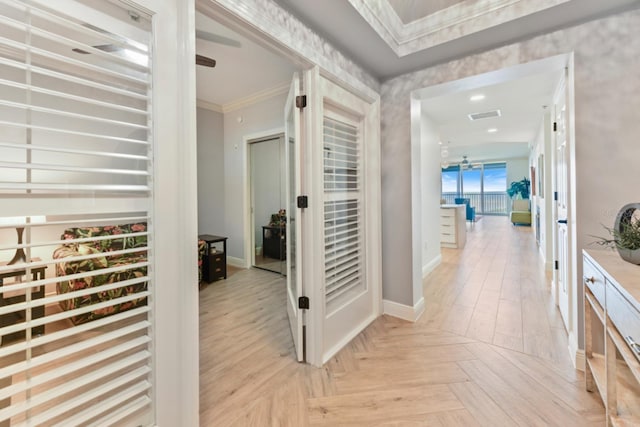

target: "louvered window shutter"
[323,116,365,313]
[0,1,154,424]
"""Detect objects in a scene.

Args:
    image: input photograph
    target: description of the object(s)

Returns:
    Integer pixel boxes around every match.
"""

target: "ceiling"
[273,0,640,80]
[195,11,297,108]
[422,68,563,163]
[195,0,639,135]
[386,0,466,24]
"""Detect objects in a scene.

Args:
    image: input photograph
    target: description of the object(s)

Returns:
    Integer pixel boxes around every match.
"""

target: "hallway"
[421,216,572,368]
[199,217,604,426]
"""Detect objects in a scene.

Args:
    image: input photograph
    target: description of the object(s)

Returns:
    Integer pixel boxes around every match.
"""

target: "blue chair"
[454,198,476,223]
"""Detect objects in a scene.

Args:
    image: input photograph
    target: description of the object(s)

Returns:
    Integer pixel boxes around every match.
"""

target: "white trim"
[568,331,579,369]
[197,82,289,114]
[422,254,441,278]
[243,127,285,271]
[348,0,569,57]
[223,81,289,113]
[227,255,247,269]
[383,297,425,323]
[196,98,223,113]
[155,0,199,424]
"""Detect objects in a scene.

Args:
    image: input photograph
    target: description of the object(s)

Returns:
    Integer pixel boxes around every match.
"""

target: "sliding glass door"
[441,162,507,215]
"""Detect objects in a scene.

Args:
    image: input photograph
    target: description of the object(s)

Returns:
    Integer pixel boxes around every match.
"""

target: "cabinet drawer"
[607,281,640,361]
[440,209,455,218]
[441,233,456,244]
[210,253,224,265]
[583,256,606,308]
[440,215,455,226]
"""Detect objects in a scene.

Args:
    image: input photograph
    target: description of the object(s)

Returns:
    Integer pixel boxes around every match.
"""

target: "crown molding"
[349,0,570,57]
[196,81,289,114]
[196,99,223,113]
[222,81,289,113]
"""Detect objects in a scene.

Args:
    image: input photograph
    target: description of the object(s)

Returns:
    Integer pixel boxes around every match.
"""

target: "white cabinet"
[583,250,640,426]
[440,205,466,249]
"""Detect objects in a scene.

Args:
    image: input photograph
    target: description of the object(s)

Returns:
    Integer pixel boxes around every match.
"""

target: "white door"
[306,68,381,366]
[285,73,304,361]
[554,75,571,330]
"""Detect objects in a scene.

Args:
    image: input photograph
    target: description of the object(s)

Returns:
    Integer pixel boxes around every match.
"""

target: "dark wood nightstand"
[198,235,227,282]
[0,259,46,344]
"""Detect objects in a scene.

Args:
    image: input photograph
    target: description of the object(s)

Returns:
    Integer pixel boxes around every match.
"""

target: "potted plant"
[507,177,531,199]
[591,203,640,265]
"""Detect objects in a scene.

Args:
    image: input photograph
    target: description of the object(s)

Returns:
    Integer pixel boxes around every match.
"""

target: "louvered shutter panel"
[323,116,364,313]
[0,1,154,424]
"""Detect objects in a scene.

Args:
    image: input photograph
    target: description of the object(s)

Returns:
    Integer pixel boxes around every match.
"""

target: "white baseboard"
[383,297,425,322]
[422,255,442,278]
[227,256,246,268]
[568,331,580,370]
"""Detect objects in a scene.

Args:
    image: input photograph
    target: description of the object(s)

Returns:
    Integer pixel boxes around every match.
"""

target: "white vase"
[614,203,640,265]
[617,247,640,265]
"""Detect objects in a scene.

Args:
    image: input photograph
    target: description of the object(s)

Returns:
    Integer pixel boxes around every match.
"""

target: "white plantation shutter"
[0,0,154,425]
[323,116,364,313]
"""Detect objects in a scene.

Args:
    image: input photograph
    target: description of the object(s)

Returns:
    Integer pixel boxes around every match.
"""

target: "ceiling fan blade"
[196,30,241,48]
[196,54,216,68]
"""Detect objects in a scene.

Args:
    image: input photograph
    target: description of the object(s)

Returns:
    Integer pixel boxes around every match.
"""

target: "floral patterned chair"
[54,223,208,325]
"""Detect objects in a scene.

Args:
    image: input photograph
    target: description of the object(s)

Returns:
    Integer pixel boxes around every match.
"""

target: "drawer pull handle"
[584,277,595,284]
[625,336,640,355]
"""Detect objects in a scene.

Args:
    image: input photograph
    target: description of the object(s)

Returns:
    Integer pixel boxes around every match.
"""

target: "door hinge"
[554,191,558,201]
[553,122,557,132]
[296,95,307,110]
[554,260,559,270]
[297,195,308,209]
[298,296,309,310]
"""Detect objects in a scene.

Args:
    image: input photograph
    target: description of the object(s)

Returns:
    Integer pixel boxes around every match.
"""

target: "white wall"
[506,158,530,194]
[197,107,225,235]
[223,93,287,261]
[420,112,443,277]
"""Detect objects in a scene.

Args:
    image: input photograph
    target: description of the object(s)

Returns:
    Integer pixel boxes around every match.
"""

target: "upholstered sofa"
[54,223,207,325]
[510,199,532,225]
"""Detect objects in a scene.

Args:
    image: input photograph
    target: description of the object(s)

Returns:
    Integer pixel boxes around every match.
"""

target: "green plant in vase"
[507,177,531,199]
[591,203,640,265]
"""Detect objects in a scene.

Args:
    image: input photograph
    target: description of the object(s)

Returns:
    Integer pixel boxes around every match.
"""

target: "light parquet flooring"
[200,216,604,426]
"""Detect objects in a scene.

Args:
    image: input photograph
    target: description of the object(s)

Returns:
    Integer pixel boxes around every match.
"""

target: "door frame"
[243,128,285,269]
[410,53,580,363]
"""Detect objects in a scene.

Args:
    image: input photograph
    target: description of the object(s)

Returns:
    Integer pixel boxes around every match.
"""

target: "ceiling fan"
[73,27,241,68]
[459,156,481,170]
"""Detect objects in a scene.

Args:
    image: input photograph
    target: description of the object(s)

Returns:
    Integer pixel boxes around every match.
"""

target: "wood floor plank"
[448,381,517,427]
[200,217,604,426]
[457,359,559,426]
[463,342,596,425]
[333,361,469,394]
[307,384,464,425]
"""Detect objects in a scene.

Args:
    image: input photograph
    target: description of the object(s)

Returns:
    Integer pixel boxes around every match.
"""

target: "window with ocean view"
[441,162,508,215]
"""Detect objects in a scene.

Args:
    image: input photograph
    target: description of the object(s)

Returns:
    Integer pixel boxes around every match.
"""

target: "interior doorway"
[411,53,578,364]
[248,134,287,275]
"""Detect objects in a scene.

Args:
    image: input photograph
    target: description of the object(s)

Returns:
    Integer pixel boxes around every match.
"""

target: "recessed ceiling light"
[470,94,485,102]
[487,128,498,133]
